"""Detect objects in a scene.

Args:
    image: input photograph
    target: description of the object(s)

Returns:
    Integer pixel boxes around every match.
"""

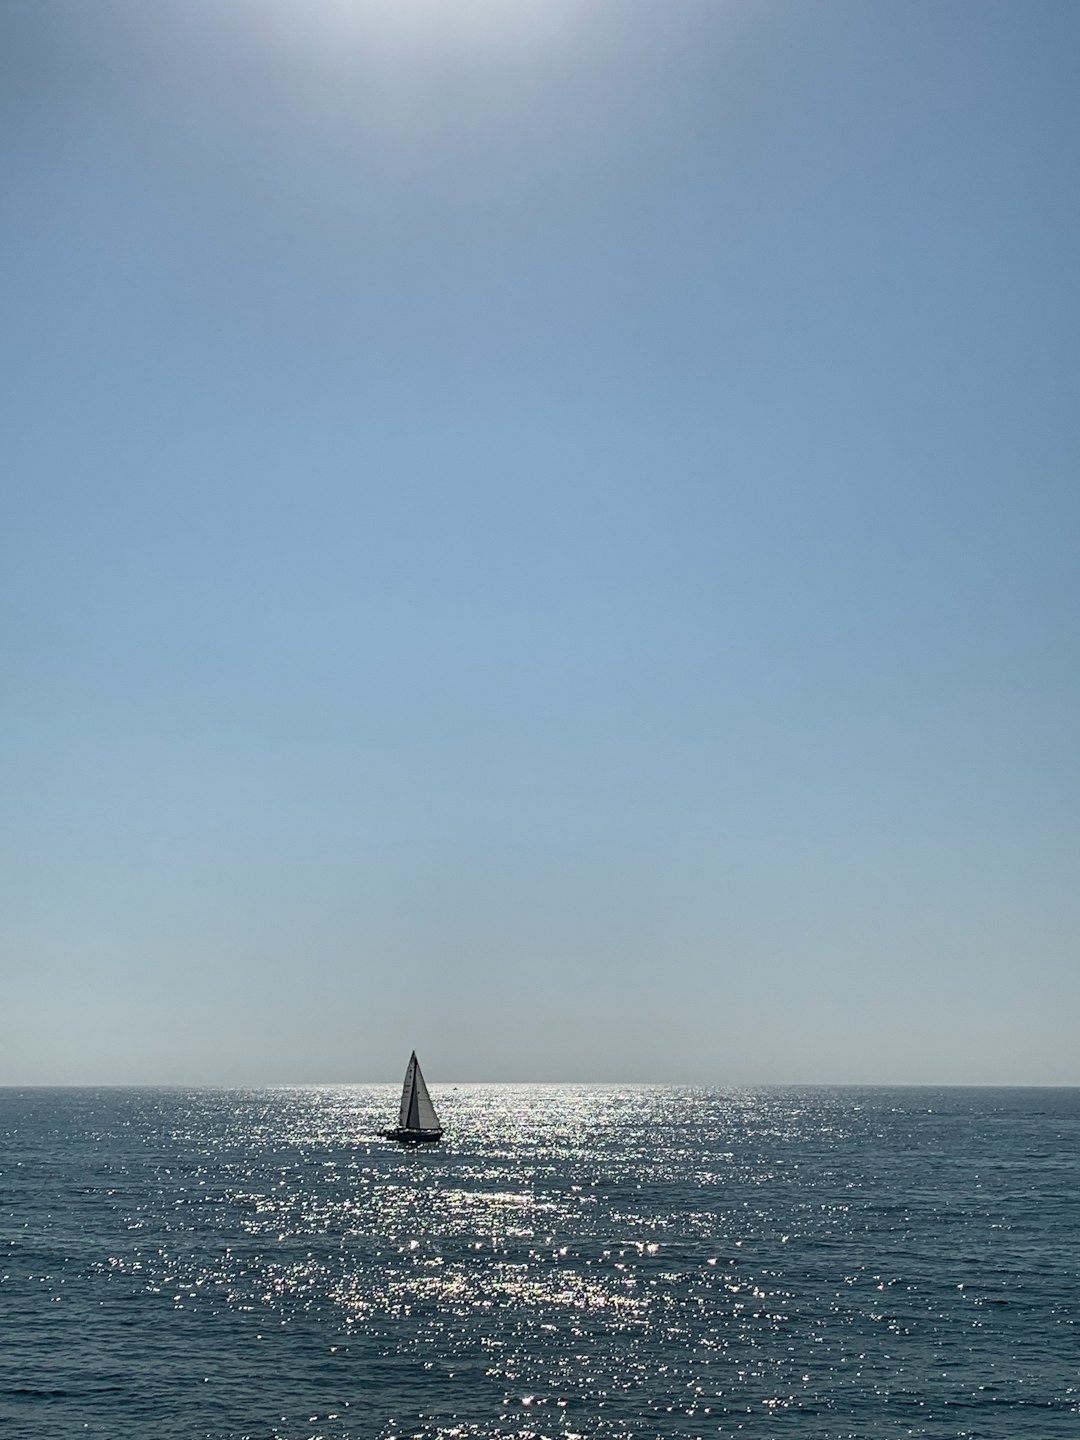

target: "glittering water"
[1,1086,1077,1439]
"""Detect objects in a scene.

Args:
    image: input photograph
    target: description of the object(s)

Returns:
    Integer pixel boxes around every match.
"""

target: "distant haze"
[2,1,1077,1086]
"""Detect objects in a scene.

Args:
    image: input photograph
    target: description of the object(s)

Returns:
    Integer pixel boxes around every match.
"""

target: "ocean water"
[0,1086,1077,1439]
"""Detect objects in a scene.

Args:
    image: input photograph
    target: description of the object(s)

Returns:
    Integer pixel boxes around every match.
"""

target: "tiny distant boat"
[381,1051,443,1144]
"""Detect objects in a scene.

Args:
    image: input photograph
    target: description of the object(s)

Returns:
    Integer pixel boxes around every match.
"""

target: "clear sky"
[2,0,1077,1086]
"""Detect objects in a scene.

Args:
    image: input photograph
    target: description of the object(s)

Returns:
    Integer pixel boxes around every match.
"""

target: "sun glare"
[263,0,579,63]
[241,0,587,148]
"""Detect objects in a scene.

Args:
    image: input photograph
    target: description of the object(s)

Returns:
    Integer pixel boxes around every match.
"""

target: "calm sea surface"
[1,1086,1077,1439]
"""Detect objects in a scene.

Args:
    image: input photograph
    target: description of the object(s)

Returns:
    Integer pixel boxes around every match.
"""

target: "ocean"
[0,1085,1076,1439]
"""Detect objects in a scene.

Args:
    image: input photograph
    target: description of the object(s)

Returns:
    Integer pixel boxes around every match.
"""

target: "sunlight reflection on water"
[2,1085,1078,1438]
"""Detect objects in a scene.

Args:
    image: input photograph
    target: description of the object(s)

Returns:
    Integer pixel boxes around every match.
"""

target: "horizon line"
[1,1079,1077,1091]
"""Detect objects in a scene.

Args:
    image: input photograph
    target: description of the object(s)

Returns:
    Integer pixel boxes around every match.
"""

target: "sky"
[2,0,1077,1086]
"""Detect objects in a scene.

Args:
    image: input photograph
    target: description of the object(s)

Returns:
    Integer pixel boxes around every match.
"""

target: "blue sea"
[1,1085,1077,1439]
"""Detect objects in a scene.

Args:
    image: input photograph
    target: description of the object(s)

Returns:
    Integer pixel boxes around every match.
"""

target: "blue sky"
[3,0,1077,1084]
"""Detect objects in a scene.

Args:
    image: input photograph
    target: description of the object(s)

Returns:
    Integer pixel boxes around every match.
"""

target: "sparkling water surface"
[1,1085,1077,1439]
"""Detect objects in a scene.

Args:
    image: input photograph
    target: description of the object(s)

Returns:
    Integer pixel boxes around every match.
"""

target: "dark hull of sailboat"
[381,1127,443,1145]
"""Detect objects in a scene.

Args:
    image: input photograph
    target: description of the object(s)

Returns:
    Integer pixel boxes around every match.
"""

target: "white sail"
[397,1051,441,1133]
[398,1052,419,1128]
[411,1059,441,1131]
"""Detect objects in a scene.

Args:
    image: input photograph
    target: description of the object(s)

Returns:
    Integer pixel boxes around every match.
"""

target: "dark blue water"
[1,1086,1077,1439]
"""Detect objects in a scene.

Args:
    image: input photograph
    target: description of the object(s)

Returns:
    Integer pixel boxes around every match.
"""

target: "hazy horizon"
[3,1079,1078,1091]
[4,0,1078,1088]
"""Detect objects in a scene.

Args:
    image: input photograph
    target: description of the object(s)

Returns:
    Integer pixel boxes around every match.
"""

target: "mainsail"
[397,1051,441,1133]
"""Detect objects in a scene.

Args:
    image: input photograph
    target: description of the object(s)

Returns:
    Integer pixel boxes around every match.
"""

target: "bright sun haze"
[2,0,1077,1085]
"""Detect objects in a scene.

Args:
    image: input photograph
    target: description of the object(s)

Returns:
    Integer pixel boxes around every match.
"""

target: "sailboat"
[381,1051,443,1144]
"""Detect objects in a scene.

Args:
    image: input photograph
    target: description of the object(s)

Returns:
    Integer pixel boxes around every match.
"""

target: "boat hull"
[381,1127,443,1145]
